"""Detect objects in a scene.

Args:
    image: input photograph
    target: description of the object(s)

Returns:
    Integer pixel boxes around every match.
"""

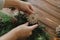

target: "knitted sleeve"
[0,0,5,9]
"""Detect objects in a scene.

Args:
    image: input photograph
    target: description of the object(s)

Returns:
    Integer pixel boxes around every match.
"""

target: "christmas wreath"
[0,8,50,40]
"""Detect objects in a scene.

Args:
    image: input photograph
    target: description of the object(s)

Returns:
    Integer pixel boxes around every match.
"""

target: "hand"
[0,23,38,40]
[18,1,34,14]
[14,22,38,38]
[4,0,34,14]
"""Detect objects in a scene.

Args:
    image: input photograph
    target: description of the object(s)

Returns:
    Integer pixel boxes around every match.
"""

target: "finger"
[29,24,38,30]
[29,5,34,11]
[23,22,28,26]
[26,7,34,15]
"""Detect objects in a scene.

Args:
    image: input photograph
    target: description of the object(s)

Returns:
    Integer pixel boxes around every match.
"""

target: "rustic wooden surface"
[28,0,60,40]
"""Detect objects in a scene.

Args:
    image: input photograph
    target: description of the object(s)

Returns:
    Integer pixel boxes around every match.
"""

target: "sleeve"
[0,0,5,9]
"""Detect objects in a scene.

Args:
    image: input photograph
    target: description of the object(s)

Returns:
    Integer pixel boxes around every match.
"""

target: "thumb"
[23,22,28,26]
[29,24,38,30]
[27,7,34,15]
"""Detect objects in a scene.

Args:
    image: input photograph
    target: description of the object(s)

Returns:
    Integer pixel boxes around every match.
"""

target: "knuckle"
[29,32,32,35]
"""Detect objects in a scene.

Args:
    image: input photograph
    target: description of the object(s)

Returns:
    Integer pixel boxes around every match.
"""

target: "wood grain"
[28,0,60,40]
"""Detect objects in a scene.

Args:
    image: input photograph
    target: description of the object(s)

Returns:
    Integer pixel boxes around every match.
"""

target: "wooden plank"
[29,7,60,30]
[28,0,60,19]
[28,0,60,40]
[45,0,60,8]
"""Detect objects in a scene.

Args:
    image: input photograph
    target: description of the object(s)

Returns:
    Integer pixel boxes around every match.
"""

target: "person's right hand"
[0,23,38,40]
[14,22,38,38]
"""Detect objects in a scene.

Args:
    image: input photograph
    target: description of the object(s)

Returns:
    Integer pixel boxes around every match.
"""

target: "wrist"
[4,0,19,8]
[0,27,21,40]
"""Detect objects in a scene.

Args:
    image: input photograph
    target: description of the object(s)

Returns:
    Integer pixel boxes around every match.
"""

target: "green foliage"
[0,11,16,36]
[27,25,50,40]
[0,11,50,40]
[0,12,11,23]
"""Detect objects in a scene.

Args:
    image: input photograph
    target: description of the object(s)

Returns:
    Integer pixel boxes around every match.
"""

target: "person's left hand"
[4,0,34,15]
[18,1,34,14]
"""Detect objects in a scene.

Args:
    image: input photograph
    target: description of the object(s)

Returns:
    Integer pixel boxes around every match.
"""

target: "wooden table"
[28,0,60,40]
